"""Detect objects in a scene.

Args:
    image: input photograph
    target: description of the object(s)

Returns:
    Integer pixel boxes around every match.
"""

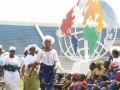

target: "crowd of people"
[53,50,120,90]
[0,35,120,90]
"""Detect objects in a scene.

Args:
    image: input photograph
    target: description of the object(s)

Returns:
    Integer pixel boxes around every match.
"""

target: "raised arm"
[108,55,113,63]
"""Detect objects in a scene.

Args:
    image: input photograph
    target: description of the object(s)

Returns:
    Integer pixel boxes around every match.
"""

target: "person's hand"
[20,74,24,80]
[53,67,57,73]
[29,73,32,78]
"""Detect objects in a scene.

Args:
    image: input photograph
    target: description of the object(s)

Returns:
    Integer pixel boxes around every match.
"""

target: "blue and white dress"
[35,49,59,90]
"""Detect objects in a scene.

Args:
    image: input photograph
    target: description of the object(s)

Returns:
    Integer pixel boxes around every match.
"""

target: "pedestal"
[71,61,90,75]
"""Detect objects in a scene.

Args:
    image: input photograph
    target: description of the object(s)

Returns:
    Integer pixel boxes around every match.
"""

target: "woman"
[94,61,106,76]
[29,35,59,90]
[22,44,39,90]
[20,47,28,90]
[20,47,28,68]
[4,46,20,90]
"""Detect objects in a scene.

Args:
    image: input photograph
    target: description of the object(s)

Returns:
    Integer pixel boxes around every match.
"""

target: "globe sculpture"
[56,0,117,62]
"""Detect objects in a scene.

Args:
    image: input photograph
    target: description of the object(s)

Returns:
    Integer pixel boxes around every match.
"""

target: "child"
[70,74,87,90]
[86,63,96,79]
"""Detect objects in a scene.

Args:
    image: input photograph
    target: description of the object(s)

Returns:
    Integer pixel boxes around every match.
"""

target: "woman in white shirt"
[20,47,28,90]
[20,47,28,68]
[29,35,59,90]
[22,44,39,90]
[4,46,20,90]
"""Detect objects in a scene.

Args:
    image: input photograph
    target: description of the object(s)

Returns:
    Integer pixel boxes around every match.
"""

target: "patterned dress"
[24,54,40,90]
[35,49,59,90]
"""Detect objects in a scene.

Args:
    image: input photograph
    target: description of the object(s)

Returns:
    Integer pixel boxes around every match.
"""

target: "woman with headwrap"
[21,44,39,90]
[29,35,59,90]
[20,47,29,68]
[94,61,106,76]
[4,46,20,90]
[20,47,28,90]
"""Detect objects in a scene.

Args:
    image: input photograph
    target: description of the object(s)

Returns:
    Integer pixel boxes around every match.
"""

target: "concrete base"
[71,61,90,75]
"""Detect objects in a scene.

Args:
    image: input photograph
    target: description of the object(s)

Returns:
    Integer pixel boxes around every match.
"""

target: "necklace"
[46,52,50,63]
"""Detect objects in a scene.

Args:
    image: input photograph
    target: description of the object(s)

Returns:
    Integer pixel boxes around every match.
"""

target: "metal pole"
[60,37,63,73]
[35,24,44,40]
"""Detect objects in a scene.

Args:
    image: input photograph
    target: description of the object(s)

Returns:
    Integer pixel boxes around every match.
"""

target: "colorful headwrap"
[96,61,104,66]
[110,62,118,68]
[72,73,79,78]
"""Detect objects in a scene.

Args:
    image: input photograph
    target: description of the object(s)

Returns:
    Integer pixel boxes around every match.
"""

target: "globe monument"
[56,0,117,74]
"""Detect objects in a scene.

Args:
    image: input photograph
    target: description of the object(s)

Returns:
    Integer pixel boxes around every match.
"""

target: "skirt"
[24,68,40,90]
[39,63,55,90]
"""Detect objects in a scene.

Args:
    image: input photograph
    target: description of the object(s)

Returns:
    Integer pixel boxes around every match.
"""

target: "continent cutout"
[83,25,99,55]
[60,0,80,36]
[82,0,104,33]
[71,35,78,53]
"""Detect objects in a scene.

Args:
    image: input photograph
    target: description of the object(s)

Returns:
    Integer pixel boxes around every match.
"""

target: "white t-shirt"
[35,49,59,66]
[24,54,37,67]
[112,57,120,67]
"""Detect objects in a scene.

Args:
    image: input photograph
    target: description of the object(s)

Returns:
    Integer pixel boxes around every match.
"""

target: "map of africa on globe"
[57,0,117,61]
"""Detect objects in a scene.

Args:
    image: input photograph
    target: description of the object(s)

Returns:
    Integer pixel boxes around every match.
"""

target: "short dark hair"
[91,62,96,67]
[112,50,119,56]
[80,74,85,79]
[58,73,63,79]
[104,61,110,65]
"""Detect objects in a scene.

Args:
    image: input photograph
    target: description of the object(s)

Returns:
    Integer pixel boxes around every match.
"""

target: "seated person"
[107,62,119,80]
[101,74,109,90]
[104,61,110,73]
[54,73,72,90]
[94,61,106,76]
[102,81,120,90]
[76,84,86,90]
[87,74,109,90]
[71,73,78,83]
[86,63,96,80]
[70,74,87,90]
[54,73,64,90]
